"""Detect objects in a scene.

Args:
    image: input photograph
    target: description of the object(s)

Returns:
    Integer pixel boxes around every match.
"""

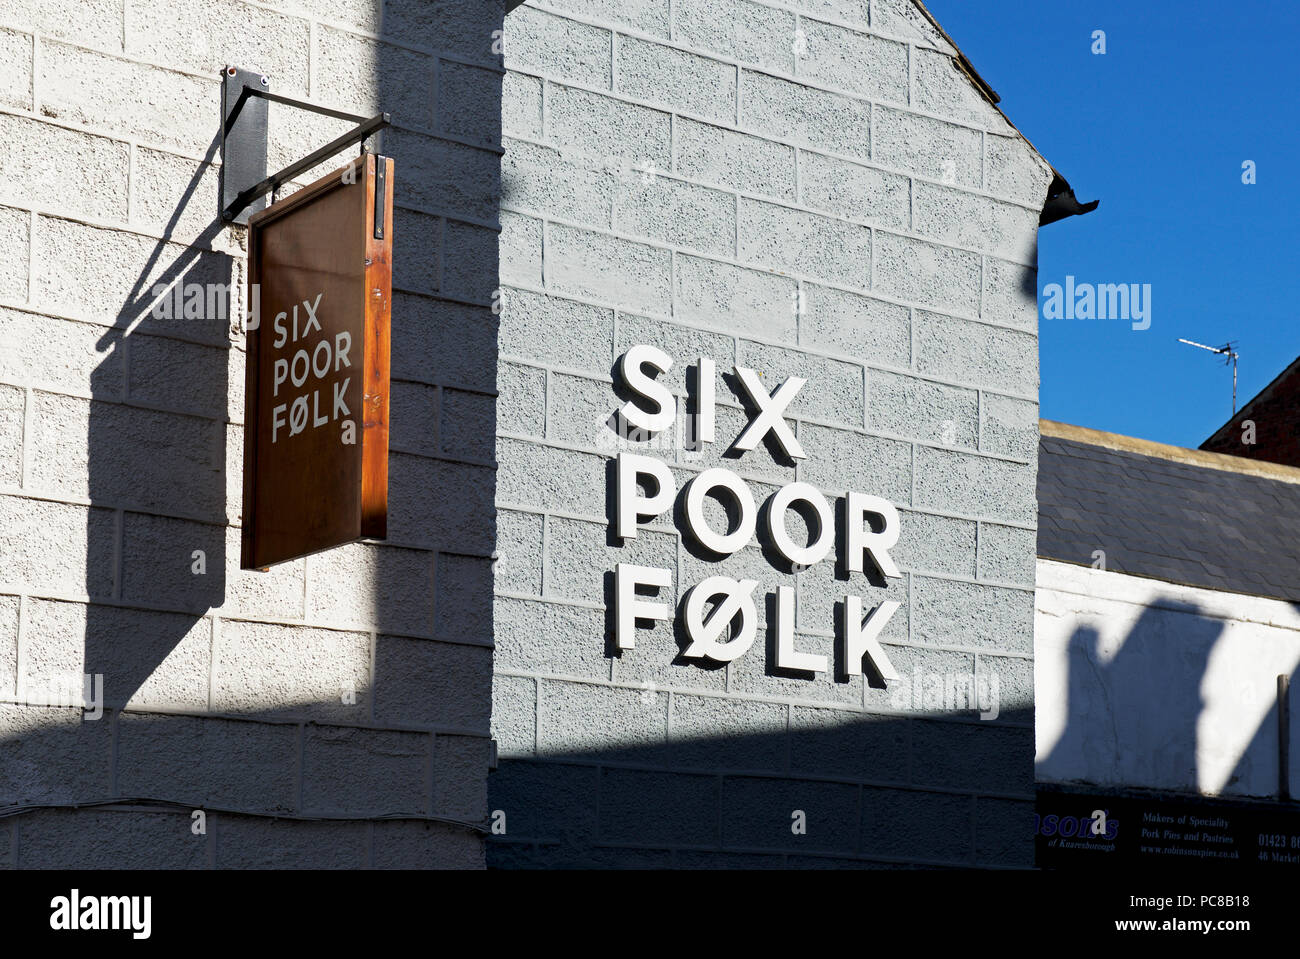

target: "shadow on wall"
[1228,628,1300,799]
[83,133,231,714]
[1039,603,1221,793]
[1039,598,1298,801]
[2,0,506,867]
[488,592,1299,869]
[1,138,236,857]
[489,699,1035,869]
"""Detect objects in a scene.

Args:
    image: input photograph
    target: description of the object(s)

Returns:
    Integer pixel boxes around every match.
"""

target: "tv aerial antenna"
[1178,338,1240,414]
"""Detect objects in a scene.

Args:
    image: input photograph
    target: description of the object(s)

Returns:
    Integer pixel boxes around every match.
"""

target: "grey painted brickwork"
[0,1,503,867]
[491,0,1053,866]
[0,0,1053,871]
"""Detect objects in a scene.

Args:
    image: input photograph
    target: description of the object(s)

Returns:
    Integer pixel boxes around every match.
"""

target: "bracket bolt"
[259,75,269,86]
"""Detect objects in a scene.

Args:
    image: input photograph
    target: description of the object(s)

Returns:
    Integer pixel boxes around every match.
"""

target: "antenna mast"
[1178,338,1240,414]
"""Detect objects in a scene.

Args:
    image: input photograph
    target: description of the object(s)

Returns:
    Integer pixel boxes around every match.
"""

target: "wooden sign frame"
[240,153,392,569]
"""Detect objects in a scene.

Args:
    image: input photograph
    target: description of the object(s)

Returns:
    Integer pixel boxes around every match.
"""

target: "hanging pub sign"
[240,153,393,569]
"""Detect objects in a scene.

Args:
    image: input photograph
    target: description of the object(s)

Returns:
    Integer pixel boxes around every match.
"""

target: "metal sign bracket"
[219,66,391,225]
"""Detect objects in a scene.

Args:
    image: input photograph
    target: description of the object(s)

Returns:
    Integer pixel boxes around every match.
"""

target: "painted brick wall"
[1037,559,1300,801]
[0,0,502,867]
[491,0,1054,866]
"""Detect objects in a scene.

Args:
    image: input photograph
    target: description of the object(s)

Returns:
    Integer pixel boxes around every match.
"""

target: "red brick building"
[1201,356,1300,466]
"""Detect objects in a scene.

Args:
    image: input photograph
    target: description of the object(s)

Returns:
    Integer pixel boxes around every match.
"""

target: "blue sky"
[924,0,1300,448]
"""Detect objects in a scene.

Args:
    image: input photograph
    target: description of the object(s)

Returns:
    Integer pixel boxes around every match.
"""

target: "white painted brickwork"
[0,0,504,867]
[1037,560,1300,801]
[491,0,1054,867]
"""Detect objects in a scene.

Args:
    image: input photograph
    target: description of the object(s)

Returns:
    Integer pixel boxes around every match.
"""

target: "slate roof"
[1037,424,1300,603]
